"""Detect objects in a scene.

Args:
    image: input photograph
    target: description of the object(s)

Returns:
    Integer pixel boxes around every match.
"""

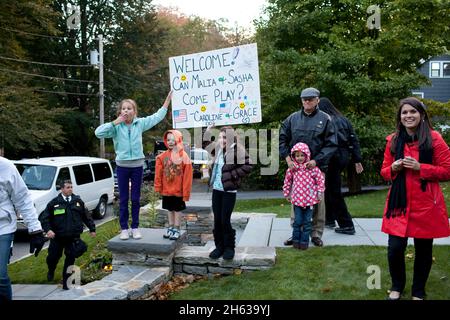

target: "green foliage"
[0,1,65,158]
[256,0,450,118]
[80,242,113,284]
[139,182,160,227]
[422,98,450,144]
[345,113,393,186]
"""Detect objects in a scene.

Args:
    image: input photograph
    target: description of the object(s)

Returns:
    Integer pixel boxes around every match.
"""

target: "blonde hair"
[116,99,138,117]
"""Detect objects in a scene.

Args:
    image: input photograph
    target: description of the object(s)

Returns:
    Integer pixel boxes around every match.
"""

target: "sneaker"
[119,229,129,240]
[311,237,323,247]
[132,228,142,239]
[163,227,173,239]
[386,291,401,300]
[335,226,355,235]
[284,237,293,246]
[169,229,180,240]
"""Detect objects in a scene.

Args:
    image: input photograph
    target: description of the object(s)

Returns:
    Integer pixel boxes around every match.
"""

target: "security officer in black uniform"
[39,180,96,289]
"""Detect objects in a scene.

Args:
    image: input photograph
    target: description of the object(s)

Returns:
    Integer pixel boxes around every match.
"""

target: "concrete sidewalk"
[264,218,450,247]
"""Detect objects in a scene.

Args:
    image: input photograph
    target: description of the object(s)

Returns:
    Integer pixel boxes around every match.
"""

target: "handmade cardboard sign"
[169,43,261,128]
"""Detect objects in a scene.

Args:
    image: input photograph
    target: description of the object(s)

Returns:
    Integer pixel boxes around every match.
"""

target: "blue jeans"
[292,206,313,246]
[0,232,14,301]
[117,166,143,230]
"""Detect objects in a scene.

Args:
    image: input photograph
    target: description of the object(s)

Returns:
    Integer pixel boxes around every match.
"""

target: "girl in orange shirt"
[154,130,192,240]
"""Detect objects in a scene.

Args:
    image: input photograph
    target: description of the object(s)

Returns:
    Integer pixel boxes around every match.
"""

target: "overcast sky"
[152,0,268,31]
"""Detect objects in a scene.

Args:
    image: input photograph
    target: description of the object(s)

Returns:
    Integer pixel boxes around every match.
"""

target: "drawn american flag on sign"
[173,109,187,123]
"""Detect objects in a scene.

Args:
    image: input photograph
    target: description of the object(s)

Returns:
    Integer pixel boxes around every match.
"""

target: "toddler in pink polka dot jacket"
[283,142,325,249]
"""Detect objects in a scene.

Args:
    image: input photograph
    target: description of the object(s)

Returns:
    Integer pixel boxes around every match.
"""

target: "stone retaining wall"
[173,245,276,276]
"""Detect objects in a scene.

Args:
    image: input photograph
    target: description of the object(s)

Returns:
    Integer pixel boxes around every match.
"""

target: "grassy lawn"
[234,181,450,218]
[9,219,121,284]
[170,246,450,300]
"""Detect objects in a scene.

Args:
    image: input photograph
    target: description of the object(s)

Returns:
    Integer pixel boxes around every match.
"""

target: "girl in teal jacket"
[95,91,172,240]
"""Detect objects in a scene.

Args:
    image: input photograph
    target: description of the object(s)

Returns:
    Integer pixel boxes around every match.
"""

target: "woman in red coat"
[381,97,450,300]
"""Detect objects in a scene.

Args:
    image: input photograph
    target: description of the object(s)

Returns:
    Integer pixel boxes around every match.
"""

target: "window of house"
[430,62,440,77]
[429,61,450,78]
[443,62,450,77]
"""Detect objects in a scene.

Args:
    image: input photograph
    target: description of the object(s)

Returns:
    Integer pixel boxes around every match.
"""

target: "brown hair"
[219,126,238,146]
[116,99,138,117]
[390,97,433,155]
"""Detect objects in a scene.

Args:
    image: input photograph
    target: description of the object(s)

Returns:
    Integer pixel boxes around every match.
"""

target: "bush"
[346,113,393,186]
[80,242,113,284]
[422,98,450,145]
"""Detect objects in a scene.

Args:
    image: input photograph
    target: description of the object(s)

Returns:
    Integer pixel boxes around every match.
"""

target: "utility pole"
[98,35,105,158]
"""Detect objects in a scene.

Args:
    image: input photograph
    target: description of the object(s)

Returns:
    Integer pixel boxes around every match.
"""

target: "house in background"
[412,54,450,102]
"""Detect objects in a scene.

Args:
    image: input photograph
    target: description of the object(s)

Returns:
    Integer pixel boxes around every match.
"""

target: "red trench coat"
[381,130,450,239]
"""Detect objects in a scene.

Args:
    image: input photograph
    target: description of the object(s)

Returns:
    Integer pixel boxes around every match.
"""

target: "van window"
[191,150,209,161]
[73,164,94,185]
[92,162,112,181]
[15,164,56,190]
[56,167,71,188]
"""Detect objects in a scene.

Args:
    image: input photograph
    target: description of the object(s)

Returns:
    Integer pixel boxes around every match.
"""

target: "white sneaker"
[163,227,173,239]
[119,230,129,240]
[132,228,142,239]
[169,229,180,240]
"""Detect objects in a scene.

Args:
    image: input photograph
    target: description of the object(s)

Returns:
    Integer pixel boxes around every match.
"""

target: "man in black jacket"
[279,88,338,247]
[40,180,96,289]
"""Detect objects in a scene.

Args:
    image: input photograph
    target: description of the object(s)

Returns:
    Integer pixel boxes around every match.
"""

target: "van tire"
[93,197,107,219]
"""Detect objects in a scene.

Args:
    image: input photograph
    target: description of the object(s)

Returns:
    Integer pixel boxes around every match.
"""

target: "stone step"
[108,228,186,255]
[237,216,274,247]
[174,245,276,275]
[108,228,186,267]
[44,265,170,300]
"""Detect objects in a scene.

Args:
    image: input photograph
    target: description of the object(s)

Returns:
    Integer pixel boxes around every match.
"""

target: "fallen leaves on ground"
[146,274,208,300]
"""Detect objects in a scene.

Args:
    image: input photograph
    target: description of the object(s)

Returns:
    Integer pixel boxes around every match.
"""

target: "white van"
[190,148,209,178]
[13,157,114,230]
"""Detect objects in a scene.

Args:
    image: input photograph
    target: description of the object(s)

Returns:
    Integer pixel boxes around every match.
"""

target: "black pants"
[212,190,237,250]
[388,235,433,299]
[325,154,354,228]
[47,237,77,286]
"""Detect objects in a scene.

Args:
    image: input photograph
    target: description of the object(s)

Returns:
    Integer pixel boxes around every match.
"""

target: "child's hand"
[163,90,173,110]
[114,114,126,125]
